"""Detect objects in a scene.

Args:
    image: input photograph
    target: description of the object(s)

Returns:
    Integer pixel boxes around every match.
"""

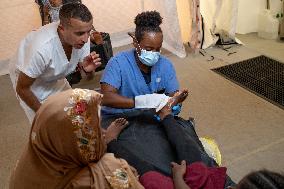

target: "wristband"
[154,104,182,122]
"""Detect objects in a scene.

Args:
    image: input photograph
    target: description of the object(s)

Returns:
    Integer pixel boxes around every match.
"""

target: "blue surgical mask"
[138,49,160,67]
[131,35,161,67]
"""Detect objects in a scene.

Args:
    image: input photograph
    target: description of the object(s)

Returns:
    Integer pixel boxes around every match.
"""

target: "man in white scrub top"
[9,3,101,123]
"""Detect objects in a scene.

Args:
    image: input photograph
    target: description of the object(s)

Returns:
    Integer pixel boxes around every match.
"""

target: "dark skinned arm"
[101,83,180,108]
[168,91,178,97]
[16,72,41,112]
[100,83,134,108]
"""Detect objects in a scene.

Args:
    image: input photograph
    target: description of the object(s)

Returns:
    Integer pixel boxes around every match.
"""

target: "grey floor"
[0,33,284,188]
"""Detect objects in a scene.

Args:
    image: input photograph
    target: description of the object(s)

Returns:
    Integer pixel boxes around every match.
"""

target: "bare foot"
[104,118,129,144]
[158,89,189,120]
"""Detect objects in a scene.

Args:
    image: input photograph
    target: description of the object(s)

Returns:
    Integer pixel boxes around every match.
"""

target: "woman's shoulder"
[109,49,135,65]
[114,49,134,59]
[158,55,174,67]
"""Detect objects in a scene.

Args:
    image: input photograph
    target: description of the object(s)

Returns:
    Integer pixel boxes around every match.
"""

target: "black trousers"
[107,113,235,187]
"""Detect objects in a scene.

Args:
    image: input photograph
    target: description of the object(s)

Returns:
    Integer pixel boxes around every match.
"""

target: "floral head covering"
[63,88,105,162]
[10,89,106,188]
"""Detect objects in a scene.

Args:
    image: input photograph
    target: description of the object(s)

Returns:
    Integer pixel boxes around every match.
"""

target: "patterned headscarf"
[64,88,105,162]
[10,89,106,188]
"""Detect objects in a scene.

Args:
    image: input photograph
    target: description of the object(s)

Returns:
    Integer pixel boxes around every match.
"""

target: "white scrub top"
[9,22,90,123]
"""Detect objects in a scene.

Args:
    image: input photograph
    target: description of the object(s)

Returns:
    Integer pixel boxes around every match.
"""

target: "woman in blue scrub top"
[100,11,179,115]
[99,11,186,177]
[98,12,237,185]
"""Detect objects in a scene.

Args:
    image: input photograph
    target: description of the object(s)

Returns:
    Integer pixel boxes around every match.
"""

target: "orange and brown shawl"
[9,89,144,189]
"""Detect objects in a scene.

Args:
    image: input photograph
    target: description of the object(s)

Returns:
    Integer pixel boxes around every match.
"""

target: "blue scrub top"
[100,49,179,115]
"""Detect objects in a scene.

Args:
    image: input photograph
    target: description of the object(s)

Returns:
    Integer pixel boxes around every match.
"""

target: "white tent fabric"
[188,0,202,50]
[199,0,238,49]
[2,0,280,76]
[143,0,186,58]
[237,0,282,34]
[0,0,186,75]
[84,0,186,58]
[0,0,41,75]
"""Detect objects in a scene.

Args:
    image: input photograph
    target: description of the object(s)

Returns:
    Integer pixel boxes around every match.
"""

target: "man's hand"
[82,52,102,73]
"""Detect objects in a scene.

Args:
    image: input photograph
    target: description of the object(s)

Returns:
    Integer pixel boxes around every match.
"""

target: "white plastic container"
[258,9,279,39]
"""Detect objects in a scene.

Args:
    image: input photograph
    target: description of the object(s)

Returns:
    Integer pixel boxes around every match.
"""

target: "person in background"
[9,3,101,123]
[42,0,63,25]
[39,0,81,25]
[9,88,144,189]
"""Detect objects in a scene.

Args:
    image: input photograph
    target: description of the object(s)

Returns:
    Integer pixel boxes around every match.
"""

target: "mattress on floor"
[101,109,196,175]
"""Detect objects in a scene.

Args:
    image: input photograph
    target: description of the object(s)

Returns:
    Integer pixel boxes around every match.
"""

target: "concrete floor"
[0,33,283,188]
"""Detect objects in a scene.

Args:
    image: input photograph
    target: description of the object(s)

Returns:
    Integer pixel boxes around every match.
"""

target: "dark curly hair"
[134,11,163,42]
[237,170,284,189]
[59,3,92,26]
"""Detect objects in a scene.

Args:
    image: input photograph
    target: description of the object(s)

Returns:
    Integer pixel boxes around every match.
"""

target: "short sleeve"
[165,61,179,94]
[18,51,49,79]
[100,57,122,90]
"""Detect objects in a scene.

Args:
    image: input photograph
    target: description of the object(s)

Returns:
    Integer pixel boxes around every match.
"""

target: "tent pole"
[267,0,270,9]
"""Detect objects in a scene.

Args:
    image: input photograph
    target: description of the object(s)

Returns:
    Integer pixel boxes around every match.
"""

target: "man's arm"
[16,72,41,112]
[100,83,134,108]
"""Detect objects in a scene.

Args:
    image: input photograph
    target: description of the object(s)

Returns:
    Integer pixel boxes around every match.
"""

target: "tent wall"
[176,0,192,43]
[0,0,281,75]
[83,0,143,48]
[215,0,238,38]
[0,0,41,75]
[236,0,282,34]
[200,0,238,49]
[0,0,187,76]
[236,0,266,34]
[84,0,187,58]
[143,0,186,57]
